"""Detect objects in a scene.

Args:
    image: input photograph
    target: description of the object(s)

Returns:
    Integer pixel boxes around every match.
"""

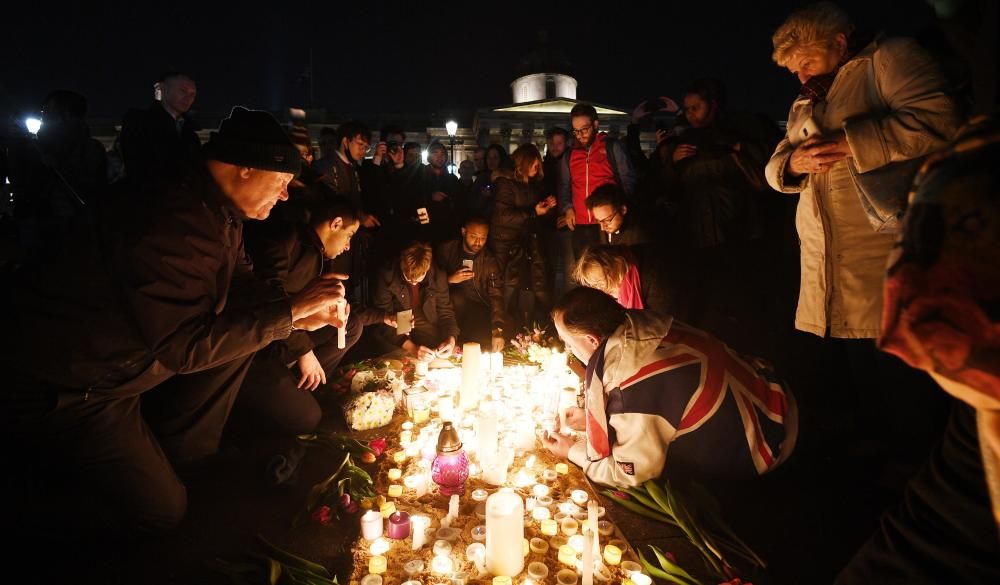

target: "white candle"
[415,360,429,377]
[460,342,482,410]
[370,537,391,556]
[587,500,601,555]
[432,555,454,575]
[570,490,589,506]
[336,300,347,349]
[361,510,383,541]
[411,515,431,550]
[491,352,503,374]
[476,402,499,467]
[582,533,594,585]
[485,488,525,577]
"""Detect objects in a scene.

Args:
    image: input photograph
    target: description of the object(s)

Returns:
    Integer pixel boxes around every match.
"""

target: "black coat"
[491,176,547,291]
[119,102,201,186]
[11,165,292,393]
[434,239,505,330]
[373,261,459,347]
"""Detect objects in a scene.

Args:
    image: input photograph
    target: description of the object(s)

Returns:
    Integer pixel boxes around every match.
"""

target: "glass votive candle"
[431,555,454,575]
[393,451,407,464]
[558,502,581,515]
[466,542,486,563]
[471,525,487,541]
[400,430,413,445]
[493,577,512,585]
[568,534,586,553]
[361,575,383,585]
[388,484,403,498]
[532,507,551,521]
[405,444,421,458]
[369,537,391,555]
[555,463,569,474]
[620,561,642,575]
[597,520,615,537]
[556,570,578,585]
[471,488,489,502]
[558,545,577,566]
[527,561,549,580]
[630,574,652,585]
[404,559,425,576]
[387,468,403,481]
[536,495,554,508]
[379,501,396,518]
[560,517,579,535]
[413,406,431,424]
[550,535,568,550]
[529,537,549,555]
[532,484,550,498]
[542,469,558,482]
[368,555,387,575]
[569,489,589,506]
[402,421,414,431]
[433,539,453,556]
[540,519,558,536]
[603,544,622,566]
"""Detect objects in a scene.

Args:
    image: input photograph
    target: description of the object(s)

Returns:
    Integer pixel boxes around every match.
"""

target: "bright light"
[25,118,41,134]
[421,149,429,165]
[445,120,458,137]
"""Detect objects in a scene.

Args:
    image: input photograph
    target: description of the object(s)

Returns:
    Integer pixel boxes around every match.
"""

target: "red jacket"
[568,133,618,225]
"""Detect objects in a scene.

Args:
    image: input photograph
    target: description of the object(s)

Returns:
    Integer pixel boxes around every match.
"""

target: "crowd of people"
[1,1,997,583]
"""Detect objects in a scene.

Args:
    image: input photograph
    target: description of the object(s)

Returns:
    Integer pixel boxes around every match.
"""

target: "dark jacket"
[417,166,462,244]
[244,218,385,363]
[315,152,363,212]
[630,244,690,322]
[603,214,650,246]
[11,165,293,394]
[373,261,459,347]
[119,102,201,185]
[492,176,547,291]
[434,239,505,330]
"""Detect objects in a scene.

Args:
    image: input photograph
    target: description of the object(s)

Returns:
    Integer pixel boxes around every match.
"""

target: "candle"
[400,430,413,445]
[597,521,614,537]
[393,451,407,464]
[582,533,594,585]
[416,360,429,377]
[602,545,622,566]
[542,469,558,482]
[531,507,551,521]
[437,527,460,542]
[388,468,402,481]
[485,488,525,577]
[336,300,347,348]
[558,502,580,515]
[569,535,586,553]
[388,484,403,498]
[361,510,383,541]
[556,570,578,585]
[472,488,489,502]
[524,538,530,557]
[555,463,569,475]
[537,495,554,508]
[558,545,577,566]
[570,490,589,506]
[370,537,391,555]
[629,574,652,585]
[379,501,396,518]
[368,556,387,575]
[413,406,431,424]
[525,455,537,470]
[433,539,453,556]
[476,403,499,467]
[361,575,383,585]
[586,500,600,557]
[411,515,431,550]
[619,561,642,575]
[460,342,482,410]
[404,560,425,576]
[472,525,487,541]
[388,511,411,539]
[442,494,460,527]
[529,537,549,555]
[531,484,550,498]
[525,497,536,513]
[513,468,535,487]
[432,555,454,575]
[561,517,579,536]
[527,561,549,580]
[540,519,558,536]
[491,352,503,374]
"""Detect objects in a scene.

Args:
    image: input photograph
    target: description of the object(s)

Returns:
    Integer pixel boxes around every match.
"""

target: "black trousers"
[452,289,493,348]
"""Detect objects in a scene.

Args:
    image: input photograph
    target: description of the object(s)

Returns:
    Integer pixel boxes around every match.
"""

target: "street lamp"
[445,120,462,175]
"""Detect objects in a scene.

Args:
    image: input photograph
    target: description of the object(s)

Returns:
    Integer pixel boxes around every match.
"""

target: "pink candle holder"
[431,422,469,496]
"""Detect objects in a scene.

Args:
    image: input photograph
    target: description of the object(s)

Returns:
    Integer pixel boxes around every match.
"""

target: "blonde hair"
[572,246,631,295]
[771,2,854,66]
[511,143,544,183]
[400,242,433,282]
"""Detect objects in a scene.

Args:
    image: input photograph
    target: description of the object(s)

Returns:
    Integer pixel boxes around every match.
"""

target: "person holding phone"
[435,216,506,352]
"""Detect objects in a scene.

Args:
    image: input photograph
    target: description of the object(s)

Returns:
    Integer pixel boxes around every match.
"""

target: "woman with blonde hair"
[491,143,558,327]
[572,244,681,319]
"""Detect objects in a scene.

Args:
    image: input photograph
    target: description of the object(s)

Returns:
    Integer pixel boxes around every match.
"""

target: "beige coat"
[766,36,960,338]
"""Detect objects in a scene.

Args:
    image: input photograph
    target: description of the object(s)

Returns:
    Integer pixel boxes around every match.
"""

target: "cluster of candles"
[356,341,652,585]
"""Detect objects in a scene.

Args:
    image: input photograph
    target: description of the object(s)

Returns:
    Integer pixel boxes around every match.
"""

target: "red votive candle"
[387,511,411,540]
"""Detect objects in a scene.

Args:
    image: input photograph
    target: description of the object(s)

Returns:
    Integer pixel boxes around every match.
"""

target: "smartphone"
[417,207,430,224]
[462,259,474,271]
[396,309,413,335]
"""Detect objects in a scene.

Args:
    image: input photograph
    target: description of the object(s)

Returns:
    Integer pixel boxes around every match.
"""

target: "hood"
[599,309,672,390]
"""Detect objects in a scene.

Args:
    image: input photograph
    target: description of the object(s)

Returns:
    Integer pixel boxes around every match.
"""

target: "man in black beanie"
[2,107,348,537]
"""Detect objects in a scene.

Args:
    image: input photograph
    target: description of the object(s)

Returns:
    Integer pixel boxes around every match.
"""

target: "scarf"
[798,32,875,104]
[617,260,644,310]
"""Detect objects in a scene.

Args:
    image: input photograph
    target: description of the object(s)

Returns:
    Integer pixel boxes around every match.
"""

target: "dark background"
[2,1,939,124]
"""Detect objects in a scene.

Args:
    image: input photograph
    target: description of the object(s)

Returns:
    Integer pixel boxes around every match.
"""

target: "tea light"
[602,544,622,566]
[370,537,391,555]
[388,468,403,481]
[413,406,431,424]
[402,581,421,585]
[570,490,589,506]
[388,511,411,539]
[525,497,537,513]
[369,555,387,575]
[388,484,404,498]
[380,501,396,518]
[555,463,569,475]
[415,360,429,377]
[550,535,569,550]
[361,510,384,541]
[471,489,489,502]
[400,430,413,445]
[466,542,486,563]
[432,555,454,575]
[531,484,550,498]
[558,502,581,515]
[527,561,549,580]
[540,519,558,536]
[361,575,383,585]
[531,507,551,521]
[558,545,577,566]
[433,539,453,556]
[402,420,414,431]
[561,517,579,535]
[493,577,512,585]
[529,538,549,555]
[542,469,558,482]
[608,539,628,552]
[404,559,425,576]
[620,561,642,575]
[471,525,487,541]
[629,574,652,585]
[393,451,407,464]
[597,520,614,537]
[568,534,586,553]
[437,527,460,542]
[554,512,569,522]
[556,570,578,585]
[406,444,421,458]
[536,495,554,508]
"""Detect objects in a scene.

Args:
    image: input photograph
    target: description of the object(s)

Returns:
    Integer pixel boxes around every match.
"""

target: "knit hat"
[288,123,312,149]
[203,106,301,174]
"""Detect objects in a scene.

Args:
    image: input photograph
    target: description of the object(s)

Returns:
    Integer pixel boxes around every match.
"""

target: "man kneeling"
[544,287,797,487]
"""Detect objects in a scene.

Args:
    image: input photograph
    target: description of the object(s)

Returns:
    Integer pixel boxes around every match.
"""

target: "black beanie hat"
[203,107,301,175]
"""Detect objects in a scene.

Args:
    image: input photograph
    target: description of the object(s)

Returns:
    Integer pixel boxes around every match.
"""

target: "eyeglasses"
[572,125,594,136]
[596,210,619,227]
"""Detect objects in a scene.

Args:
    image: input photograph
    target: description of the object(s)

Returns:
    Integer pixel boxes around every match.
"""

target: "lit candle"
[602,545,622,566]
[387,511,411,539]
[432,555,454,575]
[485,488,525,578]
[393,451,407,464]
[542,469,558,482]
[491,352,503,374]
[525,497,536,513]
[620,561,642,575]
[471,488,489,502]
[361,574,383,585]
[415,360,429,377]
[561,517,579,536]
[494,577,512,585]
[437,527,460,542]
[582,533,594,585]
[406,444,421,458]
[404,559,425,576]
[472,525,487,541]
[379,501,396,519]
[556,570,578,585]
[433,539,453,556]
[413,406,430,424]
[558,544,577,566]
[570,490,589,506]
[388,484,403,498]
[368,555,387,575]
[411,514,431,550]
[540,519,558,536]
[460,342,482,410]
[525,455,537,470]
[629,574,652,585]
[529,537,549,555]
[532,507,551,521]
[555,463,569,475]
[528,561,549,580]
[361,510,383,541]
[387,468,402,481]
[370,537,391,556]
[532,484,550,498]
[400,430,413,445]
[476,403,499,468]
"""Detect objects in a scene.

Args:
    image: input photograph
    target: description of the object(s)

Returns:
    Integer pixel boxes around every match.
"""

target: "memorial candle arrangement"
[485,488,525,577]
[431,422,469,496]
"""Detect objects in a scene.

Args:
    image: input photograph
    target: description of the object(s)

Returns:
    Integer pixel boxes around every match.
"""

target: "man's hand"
[543,426,575,459]
[290,273,347,321]
[535,195,557,216]
[372,141,387,166]
[672,144,697,163]
[556,214,568,229]
[563,406,587,432]
[297,350,326,391]
[435,336,457,359]
[362,213,381,229]
[383,312,397,328]
[449,267,475,284]
[564,208,576,231]
[655,129,669,145]
[788,131,851,176]
[403,339,435,360]
[431,191,448,203]
[491,335,505,353]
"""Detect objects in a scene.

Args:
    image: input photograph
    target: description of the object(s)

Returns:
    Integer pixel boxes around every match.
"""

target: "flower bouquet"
[503,323,563,365]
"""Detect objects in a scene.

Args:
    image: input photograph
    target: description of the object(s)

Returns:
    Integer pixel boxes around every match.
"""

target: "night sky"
[3,0,939,126]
